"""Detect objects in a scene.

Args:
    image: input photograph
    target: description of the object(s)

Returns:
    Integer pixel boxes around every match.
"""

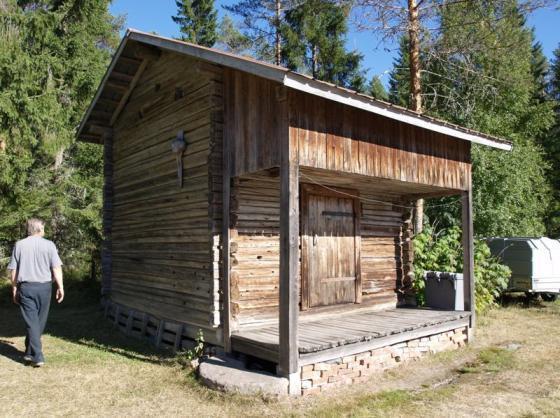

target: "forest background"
[1,0,559,310]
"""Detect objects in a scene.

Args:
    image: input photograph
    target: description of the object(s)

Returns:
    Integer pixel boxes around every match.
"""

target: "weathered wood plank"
[462,188,475,331]
[278,108,298,376]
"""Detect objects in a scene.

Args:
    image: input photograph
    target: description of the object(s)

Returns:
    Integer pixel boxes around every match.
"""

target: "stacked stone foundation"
[299,326,468,395]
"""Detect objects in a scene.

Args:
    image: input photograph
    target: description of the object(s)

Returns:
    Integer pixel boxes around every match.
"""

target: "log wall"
[109,51,223,343]
[230,174,411,327]
[230,175,281,328]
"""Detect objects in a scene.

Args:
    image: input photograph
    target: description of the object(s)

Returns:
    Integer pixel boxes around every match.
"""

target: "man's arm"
[7,244,19,305]
[52,266,64,303]
[10,269,18,305]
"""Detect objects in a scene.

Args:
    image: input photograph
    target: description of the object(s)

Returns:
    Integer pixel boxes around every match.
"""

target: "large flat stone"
[199,355,289,397]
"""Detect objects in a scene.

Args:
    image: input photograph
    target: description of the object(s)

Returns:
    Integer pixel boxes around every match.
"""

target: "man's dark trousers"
[18,282,51,363]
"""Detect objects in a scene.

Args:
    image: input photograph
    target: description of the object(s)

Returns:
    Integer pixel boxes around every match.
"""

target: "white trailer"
[487,237,560,301]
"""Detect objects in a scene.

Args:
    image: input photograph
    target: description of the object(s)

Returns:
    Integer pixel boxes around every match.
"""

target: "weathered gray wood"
[140,313,148,336]
[110,58,150,128]
[174,323,184,351]
[222,75,233,351]
[155,319,165,348]
[462,188,475,330]
[231,307,470,364]
[125,309,135,336]
[278,113,298,376]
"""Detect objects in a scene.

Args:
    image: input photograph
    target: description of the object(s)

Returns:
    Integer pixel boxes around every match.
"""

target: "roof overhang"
[77,29,512,151]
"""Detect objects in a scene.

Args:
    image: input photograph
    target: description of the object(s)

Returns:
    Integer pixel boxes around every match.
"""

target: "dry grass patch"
[1,280,559,417]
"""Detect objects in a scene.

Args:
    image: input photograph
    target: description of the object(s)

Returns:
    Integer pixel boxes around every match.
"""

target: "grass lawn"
[1,279,559,417]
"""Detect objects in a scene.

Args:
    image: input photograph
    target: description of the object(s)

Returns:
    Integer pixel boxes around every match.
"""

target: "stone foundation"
[299,326,468,395]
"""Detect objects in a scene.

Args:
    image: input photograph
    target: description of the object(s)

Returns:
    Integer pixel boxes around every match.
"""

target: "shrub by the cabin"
[413,226,510,312]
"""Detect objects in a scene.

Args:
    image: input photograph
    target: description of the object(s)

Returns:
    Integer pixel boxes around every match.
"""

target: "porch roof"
[77,29,512,152]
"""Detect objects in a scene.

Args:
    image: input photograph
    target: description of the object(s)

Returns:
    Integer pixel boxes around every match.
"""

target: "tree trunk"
[408,0,424,233]
[408,0,422,113]
[275,0,281,65]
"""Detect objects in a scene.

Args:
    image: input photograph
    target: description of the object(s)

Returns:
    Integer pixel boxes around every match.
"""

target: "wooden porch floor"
[231,308,471,364]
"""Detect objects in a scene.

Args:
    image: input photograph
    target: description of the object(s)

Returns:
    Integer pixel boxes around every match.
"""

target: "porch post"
[278,128,299,379]
[461,188,475,332]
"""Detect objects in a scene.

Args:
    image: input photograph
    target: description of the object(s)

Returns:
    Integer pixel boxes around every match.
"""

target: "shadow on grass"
[0,279,174,365]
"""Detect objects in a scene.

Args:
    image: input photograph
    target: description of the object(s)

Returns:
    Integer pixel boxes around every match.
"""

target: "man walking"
[7,218,64,367]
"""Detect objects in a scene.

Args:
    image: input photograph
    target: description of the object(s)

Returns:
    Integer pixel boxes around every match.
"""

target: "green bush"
[413,226,511,313]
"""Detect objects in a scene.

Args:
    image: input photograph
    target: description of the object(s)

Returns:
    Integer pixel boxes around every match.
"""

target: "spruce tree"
[172,0,218,47]
[0,0,120,271]
[541,45,560,237]
[369,76,389,101]
[388,36,411,107]
[280,0,365,91]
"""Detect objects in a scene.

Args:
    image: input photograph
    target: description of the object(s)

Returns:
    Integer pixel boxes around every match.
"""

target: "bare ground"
[1,282,559,418]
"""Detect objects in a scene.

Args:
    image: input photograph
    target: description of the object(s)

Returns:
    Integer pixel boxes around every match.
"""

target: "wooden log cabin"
[77,30,512,394]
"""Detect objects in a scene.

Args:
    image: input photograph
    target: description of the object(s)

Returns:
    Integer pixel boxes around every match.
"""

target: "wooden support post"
[125,309,135,336]
[462,188,475,331]
[140,313,148,337]
[278,125,299,377]
[174,324,184,351]
[101,130,114,299]
[113,305,120,326]
[221,73,233,353]
[155,320,165,348]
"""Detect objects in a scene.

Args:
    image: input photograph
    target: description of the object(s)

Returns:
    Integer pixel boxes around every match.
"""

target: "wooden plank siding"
[289,90,471,191]
[225,69,470,190]
[224,69,284,177]
[109,51,223,343]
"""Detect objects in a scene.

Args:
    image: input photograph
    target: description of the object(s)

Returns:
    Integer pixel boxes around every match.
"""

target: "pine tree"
[421,0,555,237]
[215,15,252,55]
[369,76,389,101]
[172,0,218,47]
[223,0,290,64]
[280,0,365,90]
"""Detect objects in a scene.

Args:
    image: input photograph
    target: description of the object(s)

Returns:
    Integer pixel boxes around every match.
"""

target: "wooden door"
[301,184,361,309]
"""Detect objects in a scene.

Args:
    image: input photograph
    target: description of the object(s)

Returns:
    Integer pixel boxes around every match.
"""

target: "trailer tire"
[541,293,558,302]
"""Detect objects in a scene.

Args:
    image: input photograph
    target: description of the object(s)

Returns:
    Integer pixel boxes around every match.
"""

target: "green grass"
[459,347,516,374]
[1,278,559,417]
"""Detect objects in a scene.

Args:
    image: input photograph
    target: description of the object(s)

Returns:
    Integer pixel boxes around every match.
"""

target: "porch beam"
[278,129,299,376]
[461,188,475,330]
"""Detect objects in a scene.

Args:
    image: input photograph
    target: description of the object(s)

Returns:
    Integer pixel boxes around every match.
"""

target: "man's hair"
[27,218,45,236]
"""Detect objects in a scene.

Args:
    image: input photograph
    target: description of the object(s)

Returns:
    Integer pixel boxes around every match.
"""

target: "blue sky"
[110,0,560,85]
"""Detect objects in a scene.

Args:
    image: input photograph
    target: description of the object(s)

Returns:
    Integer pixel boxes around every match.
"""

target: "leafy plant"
[413,226,511,313]
[177,329,205,367]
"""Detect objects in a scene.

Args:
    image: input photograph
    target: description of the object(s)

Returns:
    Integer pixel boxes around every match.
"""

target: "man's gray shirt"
[7,236,62,283]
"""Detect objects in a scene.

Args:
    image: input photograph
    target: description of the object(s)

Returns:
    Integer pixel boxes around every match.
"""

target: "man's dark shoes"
[32,361,44,368]
[23,355,32,363]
